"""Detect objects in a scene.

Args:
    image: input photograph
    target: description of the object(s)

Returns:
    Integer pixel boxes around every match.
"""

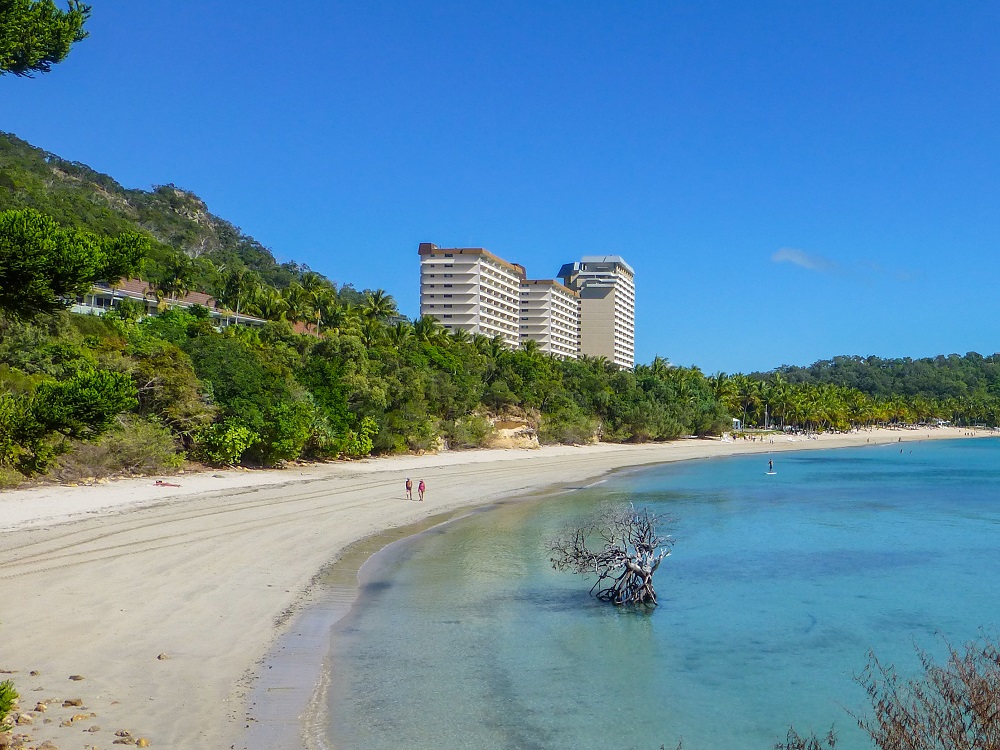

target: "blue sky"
[5,1,1000,372]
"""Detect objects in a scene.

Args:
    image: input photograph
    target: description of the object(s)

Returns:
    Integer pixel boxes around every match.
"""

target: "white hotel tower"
[419,244,634,366]
[418,243,525,349]
[558,256,636,369]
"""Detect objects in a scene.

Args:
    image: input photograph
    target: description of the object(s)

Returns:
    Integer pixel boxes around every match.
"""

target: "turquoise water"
[327,439,1000,750]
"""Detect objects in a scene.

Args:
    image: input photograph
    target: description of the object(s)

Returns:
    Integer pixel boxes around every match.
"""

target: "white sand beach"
[0,427,990,749]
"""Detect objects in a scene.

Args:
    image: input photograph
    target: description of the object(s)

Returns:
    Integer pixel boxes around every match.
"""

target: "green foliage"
[32,369,138,439]
[539,404,598,445]
[1,366,138,476]
[193,419,257,465]
[250,398,315,464]
[126,336,216,437]
[104,294,146,322]
[442,415,494,449]
[0,0,90,77]
[0,678,17,727]
[342,415,377,457]
[0,207,146,317]
[765,353,1000,427]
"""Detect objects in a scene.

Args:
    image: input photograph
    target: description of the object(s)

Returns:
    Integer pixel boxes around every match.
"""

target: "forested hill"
[767,353,1000,401]
[0,132,310,289]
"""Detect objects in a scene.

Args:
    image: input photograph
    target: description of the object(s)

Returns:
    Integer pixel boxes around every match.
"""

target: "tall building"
[418,243,525,348]
[558,256,635,369]
[518,279,580,359]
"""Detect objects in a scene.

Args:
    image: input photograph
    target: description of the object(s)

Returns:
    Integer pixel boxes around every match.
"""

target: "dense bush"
[442,415,495,449]
[193,419,257,465]
[539,405,598,445]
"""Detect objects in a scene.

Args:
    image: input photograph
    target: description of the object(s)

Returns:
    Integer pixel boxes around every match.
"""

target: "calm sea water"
[326,439,1000,750]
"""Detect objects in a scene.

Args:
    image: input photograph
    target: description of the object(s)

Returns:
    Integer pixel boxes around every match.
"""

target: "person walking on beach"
[418,479,426,502]
[405,478,413,500]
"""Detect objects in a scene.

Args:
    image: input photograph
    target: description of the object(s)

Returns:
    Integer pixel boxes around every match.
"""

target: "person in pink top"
[417,479,426,501]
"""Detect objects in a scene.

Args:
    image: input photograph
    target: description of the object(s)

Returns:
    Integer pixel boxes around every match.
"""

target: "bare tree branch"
[550,504,674,606]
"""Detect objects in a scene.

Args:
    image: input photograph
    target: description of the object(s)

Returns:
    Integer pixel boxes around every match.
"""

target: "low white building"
[71,279,267,329]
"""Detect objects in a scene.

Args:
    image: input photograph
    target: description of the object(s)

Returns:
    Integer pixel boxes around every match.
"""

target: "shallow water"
[327,439,1000,750]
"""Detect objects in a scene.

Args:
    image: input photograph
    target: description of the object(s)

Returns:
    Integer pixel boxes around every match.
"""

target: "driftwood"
[549,504,673,606]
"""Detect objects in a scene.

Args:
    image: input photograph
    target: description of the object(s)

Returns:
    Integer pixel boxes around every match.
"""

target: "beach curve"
[0,427,990,749]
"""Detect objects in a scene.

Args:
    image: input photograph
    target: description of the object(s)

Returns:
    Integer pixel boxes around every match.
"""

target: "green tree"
[361,289,398,321]
[216,265,262,324]
[0,0,90,77]
[1,368,137,475]
[153,253,197,302]
[0,208,146,317]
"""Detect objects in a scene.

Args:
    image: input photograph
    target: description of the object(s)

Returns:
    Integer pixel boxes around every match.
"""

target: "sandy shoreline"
[0,427,990,749]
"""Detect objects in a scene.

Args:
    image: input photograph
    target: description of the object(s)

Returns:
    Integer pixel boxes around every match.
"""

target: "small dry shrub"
[0,465,24,489]
[49,416,183,481]
[853,636,1000,749]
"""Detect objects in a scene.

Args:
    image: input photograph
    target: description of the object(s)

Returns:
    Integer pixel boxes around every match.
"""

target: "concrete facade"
[420,244,632,364]
[418,243,525,348]
[518,279,580,359]
[558,256,636,369]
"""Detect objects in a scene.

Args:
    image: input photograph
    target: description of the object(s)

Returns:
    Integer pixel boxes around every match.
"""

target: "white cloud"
[771,247,839,273]
[771,247,917,285]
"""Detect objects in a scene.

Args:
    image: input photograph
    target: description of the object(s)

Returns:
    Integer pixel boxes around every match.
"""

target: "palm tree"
[320,301,359,333]
[449,328,471,345]
[217,266,262,325]
[359,318,385,348]
[650,355,671,377]
[254,286,288,321]
[282,282,313,326]
[362,289,398,321]
[300,271,329,296]
[387,320,413,347]
[312,287,339,332]
[413,315,446,343]
[154,254,197,304]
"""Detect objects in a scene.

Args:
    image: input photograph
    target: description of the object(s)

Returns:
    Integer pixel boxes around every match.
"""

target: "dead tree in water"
[549,505,673,606]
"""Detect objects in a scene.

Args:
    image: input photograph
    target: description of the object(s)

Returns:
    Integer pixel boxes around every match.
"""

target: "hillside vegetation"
[0,133,998,487]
